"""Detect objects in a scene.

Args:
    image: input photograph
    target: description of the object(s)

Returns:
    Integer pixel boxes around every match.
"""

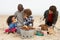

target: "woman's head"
[7,15,16,25]
[18,4,24,12]
[23,9,32,18]
[49,5,57,13]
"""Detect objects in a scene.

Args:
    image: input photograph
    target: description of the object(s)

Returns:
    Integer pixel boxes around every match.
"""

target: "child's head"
[17,4,24,12]
[7,15,16,25]
[23,9,32,18]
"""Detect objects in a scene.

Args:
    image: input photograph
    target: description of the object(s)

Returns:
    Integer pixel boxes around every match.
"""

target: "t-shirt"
[9,23,17,29]
[23,16,33,26]
[47,13,53,22]
[15,11,24,27]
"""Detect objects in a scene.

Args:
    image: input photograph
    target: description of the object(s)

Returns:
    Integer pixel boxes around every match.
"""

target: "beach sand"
[0,15,60,40]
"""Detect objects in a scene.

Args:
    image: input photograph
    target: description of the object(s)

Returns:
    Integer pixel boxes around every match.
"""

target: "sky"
[0,0,60,16]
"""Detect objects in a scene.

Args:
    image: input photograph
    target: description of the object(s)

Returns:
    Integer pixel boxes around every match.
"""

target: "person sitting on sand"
[23,9,34,27]
[5,15,17,34]
[14,4,24,34]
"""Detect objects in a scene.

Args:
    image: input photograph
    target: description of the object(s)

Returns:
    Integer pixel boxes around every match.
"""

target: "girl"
[5,15,17,34]
[23,9,34,27]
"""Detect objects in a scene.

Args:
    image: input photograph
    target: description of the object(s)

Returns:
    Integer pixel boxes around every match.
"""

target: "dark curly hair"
[7,15,15,26]
[18,4,24,11]
[49,5,57,13]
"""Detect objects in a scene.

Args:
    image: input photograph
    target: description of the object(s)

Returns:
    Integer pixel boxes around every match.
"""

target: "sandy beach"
[0,15,60,40]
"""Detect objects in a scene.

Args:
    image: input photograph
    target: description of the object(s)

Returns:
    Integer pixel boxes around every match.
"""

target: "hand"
[31,20,34,22]
[23,25,28,27]
[13,19,17,23]
[52,24,55,27]
[43,18,45,21]
[52,24,55,29]
[24,16,28,19]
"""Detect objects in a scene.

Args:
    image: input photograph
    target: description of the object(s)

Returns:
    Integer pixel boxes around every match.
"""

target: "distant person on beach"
[14,4,24,34]
[23,9,34,27]
[5,15,17,34]
[43,5,58,28]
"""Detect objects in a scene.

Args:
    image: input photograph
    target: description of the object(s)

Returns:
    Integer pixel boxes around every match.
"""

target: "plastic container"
[20,28,35,39]
[36,31,44,36]
[42,30,48,36]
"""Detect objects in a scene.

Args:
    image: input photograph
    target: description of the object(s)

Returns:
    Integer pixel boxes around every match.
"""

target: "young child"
[14,4,24,34]
[23,9,34,27]
[5,15,17,34]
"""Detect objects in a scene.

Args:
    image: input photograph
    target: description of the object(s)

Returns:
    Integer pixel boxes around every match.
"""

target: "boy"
[23,9,34,27]
[14,4,24,34]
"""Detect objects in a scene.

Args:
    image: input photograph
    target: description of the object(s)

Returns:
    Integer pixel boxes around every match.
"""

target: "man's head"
[49,5,57,14]
[18,4,24,12]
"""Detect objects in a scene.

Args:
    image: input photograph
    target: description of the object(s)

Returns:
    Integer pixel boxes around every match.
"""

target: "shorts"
[46,21,53,26]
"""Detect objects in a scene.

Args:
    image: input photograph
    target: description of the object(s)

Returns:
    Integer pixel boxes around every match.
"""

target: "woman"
[43,5,58,28]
